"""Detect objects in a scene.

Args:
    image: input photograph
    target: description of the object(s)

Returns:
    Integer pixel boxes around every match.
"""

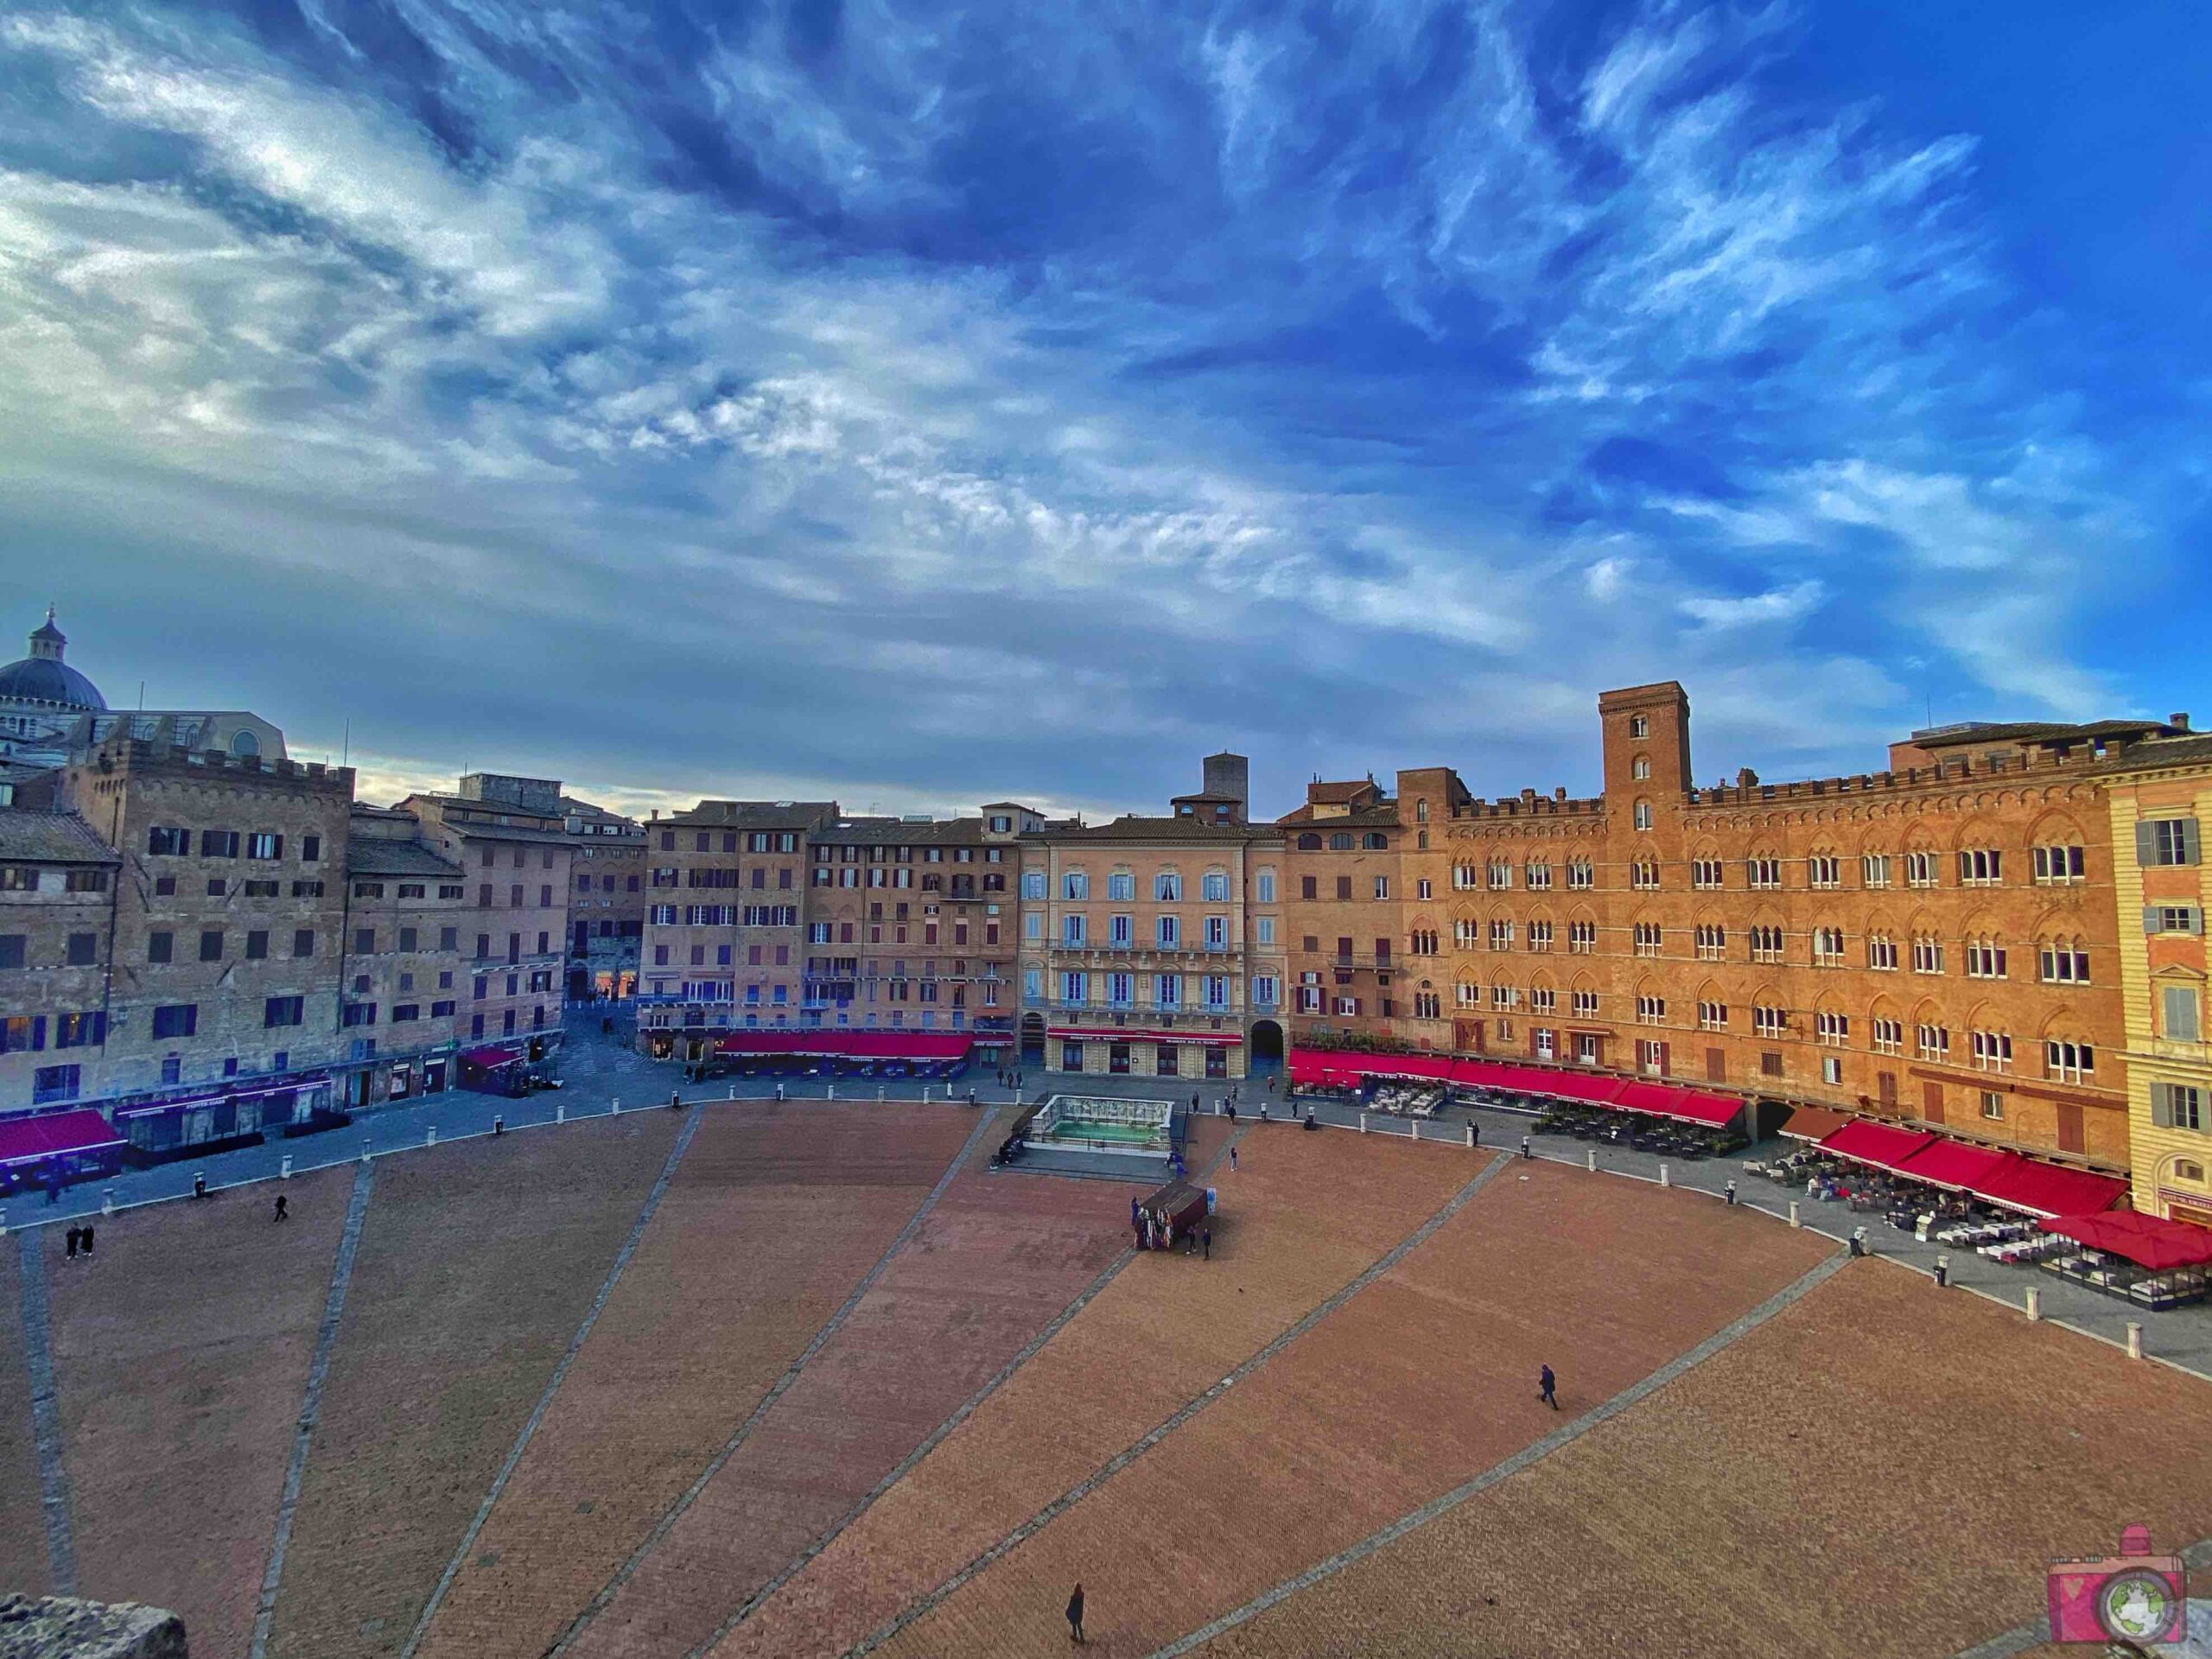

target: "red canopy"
[1285,1050,1744,1126]
[1895,1139,2018,1194]
[460,1045,525,1069]
[1821,1120,1937,1173]
[2045,1211,2212,1270]
[0,1109,125,1169]
[714,1031,973,1061]
[1976,1158,2128,1220]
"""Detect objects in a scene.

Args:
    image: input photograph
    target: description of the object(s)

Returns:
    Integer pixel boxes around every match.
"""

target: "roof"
[0,810,118,866]
[560,795,640,829]
[663,800,839,830]
[399,795,574,843]
[812,817,996,847]
[2094,733,2212,778]
[0,657,105,712]
[1306,781,1375,804]
[1279,806,1400,830]
[1911,717,2177,750]
[346,838,465,879]
[1028,816,1282,845]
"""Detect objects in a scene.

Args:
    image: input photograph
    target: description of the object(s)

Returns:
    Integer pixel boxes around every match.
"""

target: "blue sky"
[1,1,2205,819]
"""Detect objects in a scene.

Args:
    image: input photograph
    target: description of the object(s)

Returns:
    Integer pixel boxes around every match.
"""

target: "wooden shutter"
[2137,820,2159,865]
[1922,1079,1945,1123]
[2152,1084,2174,1128]
[2145,906,2165,936]
[2056,1103,2086,1155]
[1706,1046,1726,1083]
[2187,819,2205,865]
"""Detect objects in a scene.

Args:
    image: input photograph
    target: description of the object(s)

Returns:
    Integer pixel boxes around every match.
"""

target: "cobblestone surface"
[265,1113,684,1659]
[0,1244,48,1595]
[415,1102,976,1659]
[565,1124,1140,1659]
[719,1127,1477,1659]
[881,1158,1834,1658]
[1198,1258,2212,1659]
[42,1166,353,1659]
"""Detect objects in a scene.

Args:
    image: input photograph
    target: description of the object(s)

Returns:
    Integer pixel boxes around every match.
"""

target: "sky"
[1,1,2207,822]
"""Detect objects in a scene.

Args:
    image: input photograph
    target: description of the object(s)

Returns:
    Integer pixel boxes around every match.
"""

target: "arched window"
[1633,800,1653,830]
[1631,755,1651,780]
[230,728,261,758]
[1362,832,1389,850]
[1328,833,1353,851]
[1297,833,1321,850]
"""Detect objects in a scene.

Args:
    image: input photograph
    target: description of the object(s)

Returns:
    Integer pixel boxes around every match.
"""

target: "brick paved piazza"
[4,1098,2209,1658]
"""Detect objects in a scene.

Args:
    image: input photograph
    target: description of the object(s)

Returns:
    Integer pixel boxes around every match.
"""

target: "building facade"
[0,810,120,1115]
[563,795,645,1001]
[47,739,354,1146]
[339,805,469,1107]
[2101,734,2212,1227]
[394,774,574,1061]
[1018,758,1287,1081]
[1285,684,2185,1174]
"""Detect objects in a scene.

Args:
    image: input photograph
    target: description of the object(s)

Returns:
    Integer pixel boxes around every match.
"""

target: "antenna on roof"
[342,718,350,767]
[137,680,144,712]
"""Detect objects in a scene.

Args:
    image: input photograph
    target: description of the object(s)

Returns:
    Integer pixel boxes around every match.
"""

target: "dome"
[0,609,105,712]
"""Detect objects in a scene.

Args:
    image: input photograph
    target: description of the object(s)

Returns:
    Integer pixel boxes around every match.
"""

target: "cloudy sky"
[2,2,2206,820]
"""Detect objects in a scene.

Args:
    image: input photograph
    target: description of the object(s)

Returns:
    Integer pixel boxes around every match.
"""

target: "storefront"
[112,1074,337,1159]
[1050,1026,1243,1080]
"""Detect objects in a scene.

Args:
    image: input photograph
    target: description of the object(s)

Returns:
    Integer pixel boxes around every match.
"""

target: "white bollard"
[102,1187,116,1216]
[1358,1112,1368,1134]
[2127,1321,2144,1361]
[1411,1120,1421,1142]
[1659,1163,1670,1189]
[878,1086,886,1102]
[556,1099,566,1123]
[2024,1287,2041,1322]
[360,1136,372,1164]
[1466,1124,1476,1148]
[611,1096,621,1116]
[1789,1200,1801,1229]
[730,1085,738,1101]
[425,1126,436,1148]
[280,1154,293,1180]
[828,1084,836,1102]
[0,1208,8,1236]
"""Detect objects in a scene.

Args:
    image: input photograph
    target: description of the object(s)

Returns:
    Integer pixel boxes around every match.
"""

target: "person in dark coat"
[65,1225,79,1260]
[1225,1103,1236,1127]
[1201,1224,1211,1261]
[1538,1363,1558,1410]
[79,1224,94,1258]
[274,1194,289,1223]
[1066,1583,1085,1643]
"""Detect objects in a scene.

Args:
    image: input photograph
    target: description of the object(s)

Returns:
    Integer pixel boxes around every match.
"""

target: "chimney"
[1737,766,1759,788]
[2171,713,2191,732]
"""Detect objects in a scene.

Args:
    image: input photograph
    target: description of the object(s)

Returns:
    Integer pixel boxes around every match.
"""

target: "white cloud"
[1679,579,1824,628]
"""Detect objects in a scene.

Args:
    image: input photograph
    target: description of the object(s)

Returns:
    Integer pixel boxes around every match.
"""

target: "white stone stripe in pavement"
[398,1106,705,1659]
[250,1159,376,1659]
[1143,1248,1853,1658]
[16,1230,75,1595]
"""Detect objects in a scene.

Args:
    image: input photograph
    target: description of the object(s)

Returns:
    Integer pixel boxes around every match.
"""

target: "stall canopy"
[0,1109,125,1169]
[1894,1139,2019,1194]
[712,1030,972,1062]
[1777,1105,1853,1142]
[1287,1050,1745,1128]
[2045,1211,2212,1269]
[459,1045,525,1069]
[1975,1157,2128,1220]
[1819,1119,1937,1173]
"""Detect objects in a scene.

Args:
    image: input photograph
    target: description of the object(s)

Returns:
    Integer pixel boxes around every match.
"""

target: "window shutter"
[2137,820,2158,866]
[2145,906,2165,936]
[2193,907,2206,938]
[2185,819,2203,866]
[2152,1084,2175,1128]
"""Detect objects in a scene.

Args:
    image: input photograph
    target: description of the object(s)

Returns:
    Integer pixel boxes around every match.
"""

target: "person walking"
[79,1224,94,1259]
[65,1225,79,1261]
[1066,1583,1085,1644]
[1201,1224,1211,1261]
[1229,1143,1238,1172]
[1225,1103,1236,1127]
[274,1193,289,1223]
[1538,1363,1559,1410]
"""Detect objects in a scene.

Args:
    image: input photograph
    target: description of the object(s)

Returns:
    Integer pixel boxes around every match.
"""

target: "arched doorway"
[1020,1011,1046,1066]
[1248,1018,1285,1075]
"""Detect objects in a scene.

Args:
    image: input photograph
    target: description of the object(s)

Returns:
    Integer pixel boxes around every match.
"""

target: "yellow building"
[2103,734,2212,1229]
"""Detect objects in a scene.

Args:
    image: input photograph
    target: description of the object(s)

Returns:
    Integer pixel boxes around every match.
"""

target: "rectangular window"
[2153,1084,2205,1132]
[1567,920,1595,953]
[1571,988,1599,1018]
[152,1002,198,1039]
[33,1064,79,1103]
[2044,1039,2094,1082]
[53,1011,104,1049]
[264,995,304,1027]
[148,930,173,963]
[1862,853,1891,888]
[147,826,189,855]
[245,929,269,961]
[1906,850,1939,888]
[1872,1017,1903,1056]
[245,832,283,860]
[1698,1001,1726,1032]
[200,829,240,858]
[0,1015,46,1053]
[1971,1029,2012,1071]
[2141,818,2200,868]
[1957,848,2002,886]
[1747,857,1780,890]
[1808,855,1840,889]
[1816,1012,1849,1046]
[2032,843,2085,883]
[198,929,224,962]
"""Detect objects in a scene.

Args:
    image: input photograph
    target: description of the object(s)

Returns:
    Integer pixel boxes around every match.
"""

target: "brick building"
[563,794,644,1001]
[1287,683,2190,1174]
[339,804,468,1107]
[49,739,354,1147]
[1017,757,1287,1081]
[392,774,574,1063]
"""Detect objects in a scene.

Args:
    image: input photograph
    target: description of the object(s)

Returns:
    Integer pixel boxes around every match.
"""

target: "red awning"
[714,1031,974,1061]
[1777,1105,1853,1141]
[0,1109,125,1169]
[460,1045,525,1068]
[1051,1027,1243,1047]
[1895,1139,2019,1194]
[1976,1158,2128,1220]
[1820,1120,1937,1173]
[1611,1081,1745,1127]
[2045,1211,2212,1269]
